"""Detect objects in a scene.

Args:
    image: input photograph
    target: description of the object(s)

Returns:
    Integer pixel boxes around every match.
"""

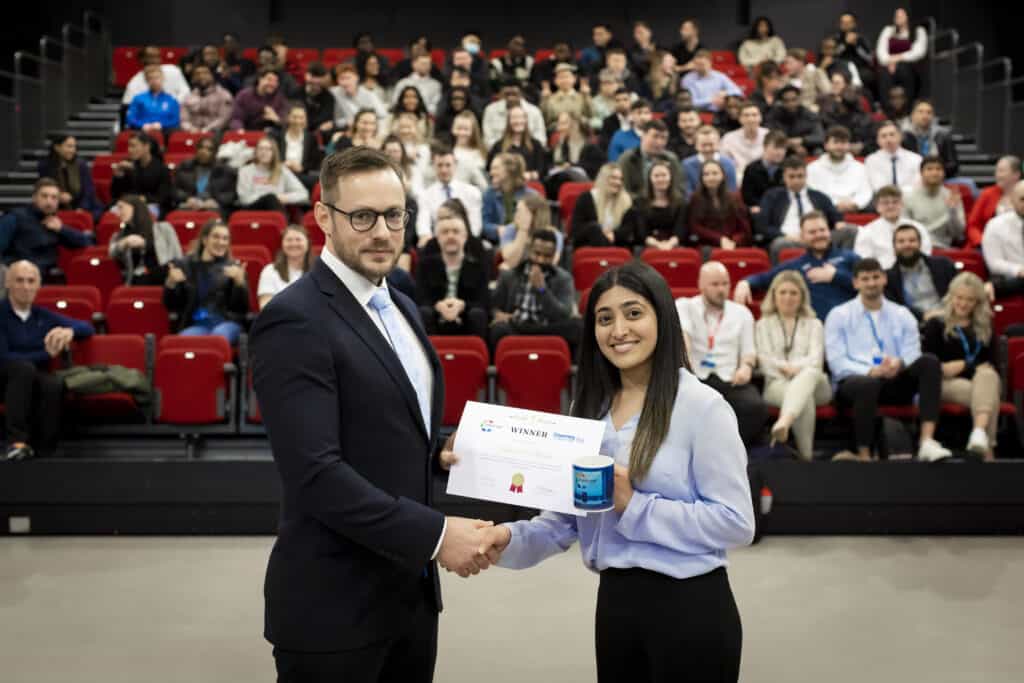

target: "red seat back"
[932,248,988,280]
[946,183,975,216]
[96,213,123,245]
[167,131,214,154]
[712,50,737,65]
[377,48,406,65]
[778,247,805,263]
[35,286,101,324]
[495,336,572,414]
[115,129,164,152]
[228,211,287,255]
[640,248,701,288]
[113,46,141,87]
[322,48,358,68]
[572,247,632,292]
[64,253,124,307]
[160,333,232,361]
[154,347,228,424]
[844,212,878,226]
[302,210,327,247]
[158,46,188,65]
[558,182,593,229]
[106,286,171,338]
[58,210,94,232]
[993,299,1024,340]
[709,248,772,293]
[72,334,147,372]
[430,336,490,426]
[221,130,265,146]
[165,210,221,250]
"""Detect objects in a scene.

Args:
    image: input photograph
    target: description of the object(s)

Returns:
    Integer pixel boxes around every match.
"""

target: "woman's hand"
[122,234,146,250]
[223,262,246,286]
[164,264,186,288]
[613,465,634,514]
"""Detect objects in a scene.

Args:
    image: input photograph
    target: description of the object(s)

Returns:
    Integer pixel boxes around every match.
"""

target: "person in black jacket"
[598,87,632,151]
[570,164,636,249]
[270,104,323,190]
[756,156,845,261]
[901,100,960,179]
[0,178,94,280]
[162,218,249,345]
[741,130,788,216]
[301,62,338,136]
[110,132,174,217]
[884,223,956,320]
[765,85,826,156]
[835,12,878,98]
[172,138,238,215]
[415,206,488,338]
[37,135,103,221]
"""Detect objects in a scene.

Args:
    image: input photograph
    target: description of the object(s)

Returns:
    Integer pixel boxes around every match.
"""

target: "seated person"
[922,273,1001,461]
[172,138,238,214]
[500,193,562,270]
[121,45,190,105]
[901,100,961,184]
[269,105,324,190]
[738,16,787,70]
[684,159,750,253]
[782,48,830,113]
[448,111,490,192]
[546,112,605,193]
[109,195,183,285]
[569,164,635,249]
[740,130,787,213]
[681,49,743,112]
[756,156,844,261]
[668,106,701,160]
[755,271,832,460]
[180,63,233,134]
[163,219,249,345]
[598,87,632,152]
[0,260,94,460]
[883,223,957,321]
[981,180,1024,299]
[126,65,181,135]
[245,44,300,98]
[608,99,652,162]
[677,261,768,446]
[620,119,685,199]
[301,61,338,136]
[236,137,310,214]
[257,225,312,309]
[825,258,952,462]
[0,178,94,280]
[486,105,548,184]
[855,186,932,269]
[110,133,175,217]
[415,208,488,339]
[482,153,540,244]
[735,211,859,321]
[37,135,102,220]
[228,69,288,131]
[712,94,744,134]
[903,156,965,249]
[682,125,738,195]
[865,120,921,194]
[750,61,783,115]
[621,160,689,252]
[415,145,484,248]
[719,101,768,183]
[540,63,592,132]
[764,85,825,156]
[966,156,1020,248]
[819,82,872,154]
[330,63,387,131]
[489,230,581,352]
[391,53,443,115]
[806,125,873,213]
[482,79,547,150]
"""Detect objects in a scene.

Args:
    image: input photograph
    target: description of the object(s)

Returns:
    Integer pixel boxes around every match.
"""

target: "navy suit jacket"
[754,186,843,244]
[251,257,446,652]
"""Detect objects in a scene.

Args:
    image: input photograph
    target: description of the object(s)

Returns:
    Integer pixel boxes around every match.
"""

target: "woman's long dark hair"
[573,261,691,482]
[643,159,685,210]
[273,224,312,282]
[47,134,76,167]
[119,194,156,249]
[748,15,775,39]
[390,85,429,118]
[688,159,738,224]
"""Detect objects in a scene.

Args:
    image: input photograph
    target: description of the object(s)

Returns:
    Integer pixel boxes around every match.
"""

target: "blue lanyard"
[955,326,982,366]
[864,311,884,352]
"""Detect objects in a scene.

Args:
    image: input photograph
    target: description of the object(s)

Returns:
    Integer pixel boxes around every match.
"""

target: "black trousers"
[835,353,942,449]
[702,374,768,447]
[273,585,438,683]
[245,193,287,215]
[596,567,742,683]
[419,305,488,339]
[0,360,63,454]
[488,318,583,356]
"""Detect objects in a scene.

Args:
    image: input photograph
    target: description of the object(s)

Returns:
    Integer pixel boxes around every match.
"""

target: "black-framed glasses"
[320,201,411,232]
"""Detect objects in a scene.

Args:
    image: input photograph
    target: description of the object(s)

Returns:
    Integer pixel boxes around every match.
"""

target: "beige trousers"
[940,364,1001,446]
[763,368,833,461]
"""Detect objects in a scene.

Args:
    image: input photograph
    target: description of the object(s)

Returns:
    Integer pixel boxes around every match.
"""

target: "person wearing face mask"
[269,105,324,190]
[180,64,233,134]
[571,164,634,249]
[174,138,237,214]
[163,219,249,344]
[37,135,102,221]
[855,186,932,269]
[109,195,183,286]
[257,225,312,308]
[882,224,956,321]
[446,45,491,100]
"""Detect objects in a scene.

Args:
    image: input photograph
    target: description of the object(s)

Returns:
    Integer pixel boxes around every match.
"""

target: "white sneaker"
[918,438,953,462]
[966,428,989,457]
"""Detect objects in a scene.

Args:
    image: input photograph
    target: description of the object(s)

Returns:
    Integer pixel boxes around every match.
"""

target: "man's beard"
[896,251,921,267]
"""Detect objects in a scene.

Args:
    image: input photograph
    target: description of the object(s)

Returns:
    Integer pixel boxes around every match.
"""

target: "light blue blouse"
[497,368,755,580]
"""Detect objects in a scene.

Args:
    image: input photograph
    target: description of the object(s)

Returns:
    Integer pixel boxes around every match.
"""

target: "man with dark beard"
[883,223,957,321]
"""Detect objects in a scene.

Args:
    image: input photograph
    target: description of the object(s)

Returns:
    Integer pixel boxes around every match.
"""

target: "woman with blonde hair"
[449,111,490,191]
[486,105,548,183]
[755,270,832,460]
[570,163,634,249]
[235,136,309,214]
[648,50,680,111]
[500,192,563,268]
[921,272,1000,460]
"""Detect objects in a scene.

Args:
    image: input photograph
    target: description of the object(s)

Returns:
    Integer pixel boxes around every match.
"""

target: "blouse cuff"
[614,490,655,540]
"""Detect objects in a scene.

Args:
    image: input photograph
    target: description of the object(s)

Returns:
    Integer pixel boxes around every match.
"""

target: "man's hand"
[710,91,726,110]
[879,356,902,378]
[528,264,545,290]
[42,215,63,233]
[491,310,513,325]
[733,280,752,305]
[806,264,836,283]
[984,281,996,302]
[945,190,962,209]
[719,236,736,250]
[732,363,753,386]
[437,517,496,578]
[59,192,72,205]
[579,79,591,96]
[778,362,798,379]
[263,106,280,123]
[613,465,634,513]
[165,264,186,287]
[43,327,75,357]
[436,298,463,323]
[477,525,512,565]
[439,431,459,470]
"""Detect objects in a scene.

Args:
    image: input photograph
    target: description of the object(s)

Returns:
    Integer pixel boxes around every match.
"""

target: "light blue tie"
[369,288,431,433]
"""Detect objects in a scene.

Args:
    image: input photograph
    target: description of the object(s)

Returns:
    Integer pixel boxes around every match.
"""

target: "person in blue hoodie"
[126,65,181,134]
[733,211,859,320]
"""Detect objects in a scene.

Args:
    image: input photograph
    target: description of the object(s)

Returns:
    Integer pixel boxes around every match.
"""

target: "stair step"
[0,184,36,196]
[0,171,39,182]
[66,119,116,130]
[959,153,996,163]
[20,148,48,160]
[17,160,39,172]
[952,134,973,144]
[962,164,995,175]
[955,143,979,154]
[0,197,31,209]
[75,111,119,122]
[87,102,122,113]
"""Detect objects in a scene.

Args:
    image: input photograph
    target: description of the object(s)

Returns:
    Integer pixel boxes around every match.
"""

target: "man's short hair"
[34,177,59,194]
[675,106,698,117]
[257,44,276,56]
[800,210,827,228]
[764,130,789,148]
[500,77,521,90]
[825,125,851,143]
[913,99,934,112]
[786,48,807,62]
[876,120,900,136]
[853,258,883,277]
[694,49,712,60]
[598,68,620,83]
[613,87,630,97]
[306,61,327,77]
[319,147,404,205]
[738,100,760,115]
[781,156,806,172]
[999,155,1022,174]
[629,98,652,112]
[696,124,718,137]
[893,223,922,243]
[335,63,357,77]
[143,64,162,75]
[778,84,801,98]
[875,185,903,202]
[920,155,945,172]
[258,68,278,80]
[430,142,454,159]
[640,119,668,134]
[530,228,559,248]
[266,34,286,47]
[606,47,627,59]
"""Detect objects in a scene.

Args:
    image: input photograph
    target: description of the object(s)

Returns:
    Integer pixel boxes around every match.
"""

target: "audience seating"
[933,248,987,280]
[228,211,287,256]
[572,246,631,291]
[778,247,805,263]
[287,48,321,70]
[321,48,358,68]
[158,46,188,65]
[557,182,592,229]
[164,152,192,170]
[672,286,700,300]
[430,336,490,426]
[115,129,165,152]
[641,248,701,288]
[709,248,771,292]
[112,46,141,87]
[233,245,272,312]
[712,51,737,65]
[35,285,103,326]
[994,300,1024,340]
[947,182,975,216]
[90,153,127,205]
[221,131,267,148]
[843,212,879,226]
[105,286,171,338]
[494,336,572,414]
[154,335,236,426]
[165,210,221,250]
[68,334,150,421]
[58,210,94,232]
[96,212,123,245]
[302,210,327,247]
[64,252,123,307]
[376,48,406,65]
[167,131,214,154]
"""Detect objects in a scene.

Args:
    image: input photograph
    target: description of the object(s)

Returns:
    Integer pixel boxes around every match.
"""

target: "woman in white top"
[393,114,431,188]
[381,134,425,200]
[755,270,832,460]
[326,109,381,155]
[876,7,928,99]
[738,16,787,71]
[236,137,310,213]
[258,224,312,308]
[450,111,490,192]
[273,105,323,190]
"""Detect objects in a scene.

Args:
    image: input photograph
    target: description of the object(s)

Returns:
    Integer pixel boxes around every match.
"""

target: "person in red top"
[966,155,1021,247]
[685,159,751,256]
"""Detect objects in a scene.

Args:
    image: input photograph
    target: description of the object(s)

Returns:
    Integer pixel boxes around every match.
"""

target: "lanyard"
[704,308,724,350]
[864,311,884,353]
[779,317,798,358]
[955,326,982,366]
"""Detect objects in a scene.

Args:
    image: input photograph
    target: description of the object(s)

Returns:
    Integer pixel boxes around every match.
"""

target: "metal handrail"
[981,58,1012,86]
[931,29,960,57]
[951,43,984,67]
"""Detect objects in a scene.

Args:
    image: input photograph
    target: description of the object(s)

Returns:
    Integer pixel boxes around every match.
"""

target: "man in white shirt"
[807,125,873,212]
[981,180,1024,298]
[330,63,386,130]
[482,80,547,149]
[677,261,767,446]
[865,120,921,194]
[415,146,483,247]
[720,101,768,183]
[121,45,190,104]
[392,53,443,115]
[854,185,932,269]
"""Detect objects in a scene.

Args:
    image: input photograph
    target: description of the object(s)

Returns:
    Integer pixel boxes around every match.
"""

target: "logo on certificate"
[480,419,501,433]
[509,473,524,493]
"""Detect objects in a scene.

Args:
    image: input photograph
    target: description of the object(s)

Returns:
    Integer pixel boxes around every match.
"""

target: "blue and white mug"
[573,455,614,512]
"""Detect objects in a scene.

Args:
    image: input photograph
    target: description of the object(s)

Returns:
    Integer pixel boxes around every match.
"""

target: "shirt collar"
[320,247,388,308]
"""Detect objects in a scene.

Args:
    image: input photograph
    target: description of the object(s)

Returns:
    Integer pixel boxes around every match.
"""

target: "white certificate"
[446,401,607,516]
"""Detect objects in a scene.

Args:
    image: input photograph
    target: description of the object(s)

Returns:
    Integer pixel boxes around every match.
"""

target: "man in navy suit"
[681,125,738,195]
[251,147,501,682]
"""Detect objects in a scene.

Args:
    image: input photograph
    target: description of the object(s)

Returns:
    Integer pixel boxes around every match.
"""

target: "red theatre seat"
[155,335,235,425]
[322,48,358,68]
[64,253,124,307]
[113,46,141,87]
[712,51,737,66]
[167,131,214,154]
[69,334,149,420]
[430,336,490,426]
[233,245,272,312]
[572,247,632,291]
[229,211,287,255]
[641,248,701,288]
[844,212,878,226]
[558,182,593,229]
[302,210,326,246]
[96,212,123,245]
[221,130,266,147]
[933,248,987,280]
[709,248,771,293]
[158,46,188,65]
[993,299,1024,340]
[58,210,94,232]
[91,153,127,205]
[495,336,572,414]
[106,286,170,338]
[778,247,805,263]
[376,48,406,65]
[165,210,221,250]
[946,183,975,216]
[115,129,164,152]
[35,285,102,325]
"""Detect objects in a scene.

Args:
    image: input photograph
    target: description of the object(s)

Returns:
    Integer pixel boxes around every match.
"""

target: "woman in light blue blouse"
[481,260,755,682]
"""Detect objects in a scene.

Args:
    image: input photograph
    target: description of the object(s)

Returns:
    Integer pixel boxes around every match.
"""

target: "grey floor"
[1,536,1022,682]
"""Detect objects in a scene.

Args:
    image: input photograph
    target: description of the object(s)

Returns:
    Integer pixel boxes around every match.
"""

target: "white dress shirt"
[482,100,548,149]
[865,148,922,194]
[780,187,815,238]
[854,216,932,269]
[122,64,191,104]
[415,179,483,240]
[676,296,756,382]
[981,211,1024,279]
[806,154,874,210]
[720,127,768,182]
